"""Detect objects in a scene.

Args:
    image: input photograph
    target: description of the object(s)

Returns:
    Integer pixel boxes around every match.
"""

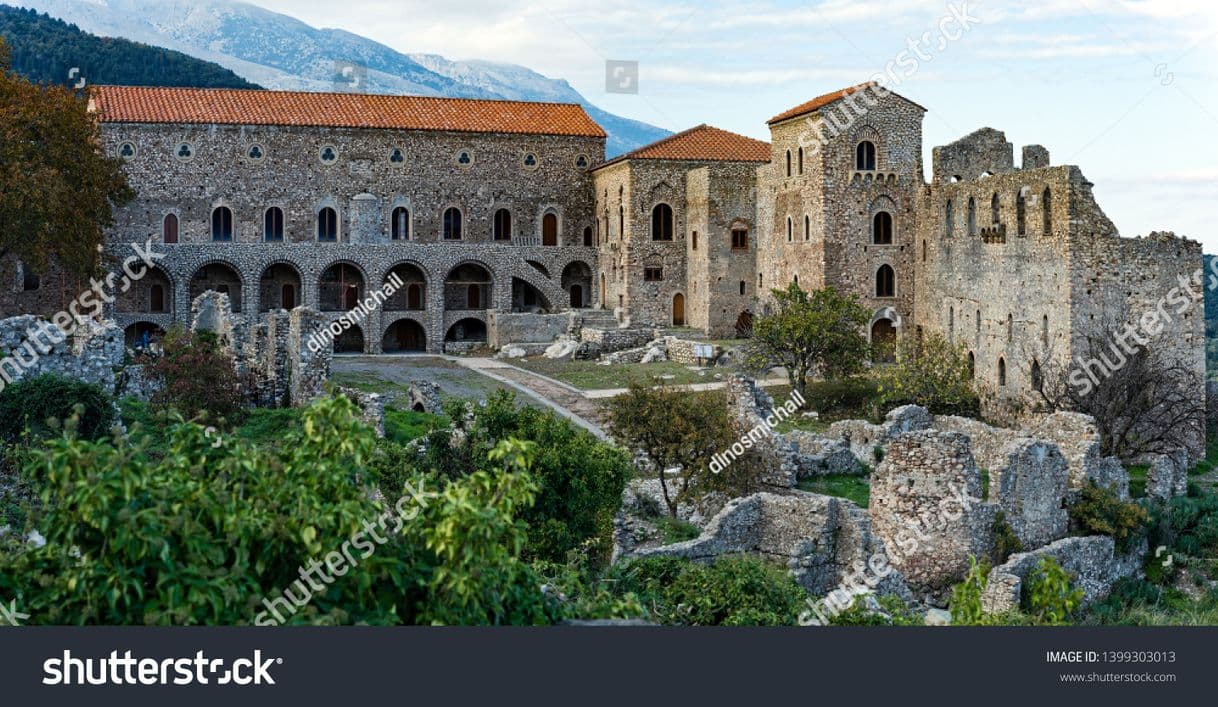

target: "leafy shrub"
[991,511,1023,565]
[1068,481,1149,552]
[0,395,562,625]
[608,555,806,626]
[654,516,700,544]
[875,332,980,416]
[1149,493,1218,558]
[803,377,882,422]
[146,326,244,422]
[0,374,113,442]
[830,594,925,626]
[949,556,991,625]
[384,408,446,445]
[1024,556,1083,625]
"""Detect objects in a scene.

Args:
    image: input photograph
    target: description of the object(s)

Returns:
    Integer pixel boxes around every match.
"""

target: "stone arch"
[651,202,674,241]
[123,321,166,348]
[333,323,366,354]
[382,318,427,353]
[875,263,896,298]
[258,261,302,312]
[446,318,488,342]
[189,261,243,312]
[512,277,552,312]
[318,261,367,312]
[118,265,173,315]
[561,260,593,309]
[541,209,560,246]
[672,292,686,326]
[383,261,428,311]
[446,261,493,310]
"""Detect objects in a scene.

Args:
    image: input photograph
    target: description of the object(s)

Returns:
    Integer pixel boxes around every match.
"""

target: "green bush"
[384,408,447,445]
[1149,493,1218,558]
[875,332,980,417]
[608,555,806,626]
[949,556,991,625]
[0,374,114,442]
[654,516,700,544]
[991,511,1023,565]
[146,326,244,422]
[803,377,883,422]
[0,395,562,625]
[1068,481,1149,552]
[830,594,924,626]
[1024,557,1083,625]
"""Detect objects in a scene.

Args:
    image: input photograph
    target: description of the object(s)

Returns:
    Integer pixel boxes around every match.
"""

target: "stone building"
[1,81,1202,417]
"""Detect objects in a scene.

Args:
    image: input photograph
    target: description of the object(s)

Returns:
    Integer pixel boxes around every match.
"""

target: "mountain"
[8,0,670,156]
[0,6,259,89]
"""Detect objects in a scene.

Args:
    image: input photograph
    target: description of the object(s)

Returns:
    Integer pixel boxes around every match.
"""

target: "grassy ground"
[514,357,716,390]
[331,357,532,406]
[796,474,871,507]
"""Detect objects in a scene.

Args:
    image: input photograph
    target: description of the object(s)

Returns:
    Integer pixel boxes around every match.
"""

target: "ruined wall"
[0,316,123,393]
[487,311,573,347]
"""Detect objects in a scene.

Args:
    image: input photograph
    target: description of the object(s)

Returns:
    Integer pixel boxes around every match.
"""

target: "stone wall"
[488,311,573,347]
[990,439,1069,549]
[0,316,123,393]
[981,535,1146,614]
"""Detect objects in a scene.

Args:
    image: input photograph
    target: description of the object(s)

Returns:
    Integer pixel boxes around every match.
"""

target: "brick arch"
[317,260,368,312]
[187,259,246,312]
[381,260,430,311]
[257,260,304,312]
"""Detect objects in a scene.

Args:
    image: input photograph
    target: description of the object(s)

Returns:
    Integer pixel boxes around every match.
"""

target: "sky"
[248,0,1218,249]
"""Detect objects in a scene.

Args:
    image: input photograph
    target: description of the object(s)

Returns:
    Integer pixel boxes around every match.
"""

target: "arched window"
[1042,187,1052,236]
[543,212,559,245]
[1031,360,1044,391]
[856,141,876,170]
[264,207,284,242]
[739,281,746,295]
[162,213,179,244]
[922,239,927,262]
[967,351,975,378]
[990,193,1000,225]
[211,207,233,241]
[443,207,463,240]
[618,206,624,239]
[944,200,953,237]
[798,147,804,175]
[786,217,793,243]
[1007,313,1013,342]
[804,215,810,241]
[967,197,977,236]
[873,211,893,245]
[976,310,981,338]
[785,150,792,177]
[493,209,511,241]
[998,357,1007,386]
[392,206,410,240]
[875,264,895,298]
[651,204,673,241]
[583,226,593,247]
[1016,191,1027,236]
[317,207,338,242]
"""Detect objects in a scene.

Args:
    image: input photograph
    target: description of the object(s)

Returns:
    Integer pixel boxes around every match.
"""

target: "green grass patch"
[1188,433,1218,477]
[514,357,712,390]
[980,468,990,501]
[231,407,305,448]
[1128,464,1149,499]
[654,516,701,544]
[384,408,448,445]
[797,473,871,507]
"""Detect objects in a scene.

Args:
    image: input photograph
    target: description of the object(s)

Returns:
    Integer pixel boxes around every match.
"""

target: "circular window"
[174,142,195,161]
[389,148,405,164]
[575,154,590,169]
[247,143,265,162]
[455,149,474,166]
[522,152,538,170]
[319,145,339,164]
[118,141,137,160]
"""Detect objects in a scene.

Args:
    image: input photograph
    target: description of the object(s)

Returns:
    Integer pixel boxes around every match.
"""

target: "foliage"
[0,395,573,625]
[0,374,114,443]
[654,516,701,544]
[384,408,447,445]
[829,594,925,626]
[801,377,883,423]
[795,473,870,507]
[1149,493,1218,559]
[0,7,260,90]
[606,385,736,517]
[0,443,37,529]
[949,556,991,625]
[1067,481,1150,552]
[1024,556,1083,625]
[991,511,1023,565]
[146,327,244,423]
[875,332,980,416]
[531,557,646,622]
[1081,578,1218,626]
[743,284,870,398]
[608,555,806,626]
[0,35,134,279]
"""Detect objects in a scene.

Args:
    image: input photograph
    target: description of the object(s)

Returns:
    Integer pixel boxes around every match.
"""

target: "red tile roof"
[597,124,770,169]
[88,85,607,138]
[767,82,927,125]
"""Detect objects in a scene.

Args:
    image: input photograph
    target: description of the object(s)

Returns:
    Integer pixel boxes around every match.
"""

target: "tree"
[743,284,870,398]
[605,385,735,517]
[146,326,245,423]
[875,332,979,415]
[0,37,134,279]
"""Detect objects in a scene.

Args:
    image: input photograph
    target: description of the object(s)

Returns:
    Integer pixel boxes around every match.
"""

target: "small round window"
[247,144,265,162]
[522,153,538,170]
[319,145,339,164]
[117,141,137,160]
[389,148,405,164]
[456,150,474,166]
[575,154,590,169]
[174,142,195,161]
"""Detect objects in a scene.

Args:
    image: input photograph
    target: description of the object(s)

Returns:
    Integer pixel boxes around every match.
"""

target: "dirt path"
[454,358,612,439]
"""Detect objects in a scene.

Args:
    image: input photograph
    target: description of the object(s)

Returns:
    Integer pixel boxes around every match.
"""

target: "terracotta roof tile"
[88,85,607,138]
[767,82,881,125]
[597,124,770,169]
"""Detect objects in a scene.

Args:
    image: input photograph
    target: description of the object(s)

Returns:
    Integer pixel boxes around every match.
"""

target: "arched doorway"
[570,285,583,309]
[672,293,685,326]
[319,263,364,312]
[467,284,481,309]
[117,266,172,315]
[259,263,302,312]
[445,263,493,311]
[542,213,559,246]
[123,322,166,349]
[334,324,365,354]
[382,319,427,353]
[383,263,427,311]
[189,263,243,312]
[561,261,592,309]
[282,284,296,309]
[871,318,897,363]
[446,318,488,343]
